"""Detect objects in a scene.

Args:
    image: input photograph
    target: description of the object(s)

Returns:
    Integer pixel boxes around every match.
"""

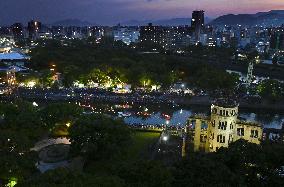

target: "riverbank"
[2,88,284,112]
[175,96,284,112]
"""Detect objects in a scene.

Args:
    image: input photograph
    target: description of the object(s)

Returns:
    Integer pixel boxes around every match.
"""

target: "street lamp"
[162,135,169,141]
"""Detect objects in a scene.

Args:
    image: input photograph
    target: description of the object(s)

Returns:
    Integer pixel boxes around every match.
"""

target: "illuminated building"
[6,68,16,87]
[139,23,167,48]
[11,23,24,41]
[86,26,104,43]
[114,26,140,45]
[66,26,82,39]
[188,99,263,152]
[240,29,248,38]
[270,29,284,50]
[165,26,191,49]
[207,37,216,47]
[28,20,42,40]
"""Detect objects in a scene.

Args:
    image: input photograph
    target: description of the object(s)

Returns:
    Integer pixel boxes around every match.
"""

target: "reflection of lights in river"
[180,109,183,114]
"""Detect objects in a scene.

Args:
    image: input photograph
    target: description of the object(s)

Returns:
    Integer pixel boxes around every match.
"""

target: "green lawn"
[84,130,161,174]
[126,131,161,160]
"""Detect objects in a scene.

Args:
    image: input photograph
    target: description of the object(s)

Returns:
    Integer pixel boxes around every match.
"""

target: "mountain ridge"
[51,19,95,27]
[211,10,284,26]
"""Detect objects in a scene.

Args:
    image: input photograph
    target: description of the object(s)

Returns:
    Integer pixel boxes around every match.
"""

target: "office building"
[139,23,167,48]
[28,20,42,40]
[191,10,205,42]
[11,23,24,41]
[270,29,284,50]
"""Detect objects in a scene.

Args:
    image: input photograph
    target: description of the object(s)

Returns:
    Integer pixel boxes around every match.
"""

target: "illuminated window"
[250,130,258,138]
[237,128,244,136]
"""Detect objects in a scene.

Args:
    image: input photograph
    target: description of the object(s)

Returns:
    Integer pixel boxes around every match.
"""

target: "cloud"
[0,0,283,25]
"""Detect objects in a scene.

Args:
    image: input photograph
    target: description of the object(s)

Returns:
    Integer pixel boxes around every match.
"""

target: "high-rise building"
[240,29,248,39]
[11,23,24,41]
[139,23,167,48]
[114,26,140,45]
[191,10,205,42]
[87,26,104,43]
[165,26,191,49]
[270,29,284,50]
[28,20,42,40]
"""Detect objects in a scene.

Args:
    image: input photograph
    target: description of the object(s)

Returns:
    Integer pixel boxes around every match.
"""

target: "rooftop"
[237,119,263,128]
[0,52,28,60]
[212,98,238,108]
[189,113,210,120]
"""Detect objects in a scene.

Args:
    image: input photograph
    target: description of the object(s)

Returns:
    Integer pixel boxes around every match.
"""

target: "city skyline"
[0,0,284,25]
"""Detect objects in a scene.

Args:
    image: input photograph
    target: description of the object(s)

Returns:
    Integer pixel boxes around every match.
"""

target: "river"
[90,102,284,129]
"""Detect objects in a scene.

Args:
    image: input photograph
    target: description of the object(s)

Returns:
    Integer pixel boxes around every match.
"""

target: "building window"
[211,133,214,140]
[237,128,244,136]
[250,130,258,138]
[201,121,208,130]
[212,120,215,127]
[200,135,207,143]
[218,121,221,129]
[217,135,225,143]
[229,134,233,143]
[230,123,234,130]
[218,121,227,130]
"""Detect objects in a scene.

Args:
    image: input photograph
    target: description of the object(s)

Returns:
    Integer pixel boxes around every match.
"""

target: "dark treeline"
[26,39,238,90]
[0,101,283,186]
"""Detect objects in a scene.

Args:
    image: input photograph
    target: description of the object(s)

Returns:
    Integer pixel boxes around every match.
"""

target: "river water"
[37,100,283,129]
[108,103,284,129]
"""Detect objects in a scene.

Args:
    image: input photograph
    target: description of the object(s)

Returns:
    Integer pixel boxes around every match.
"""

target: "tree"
[215,139,265,185]
[40,103,82,129]
[257,79,284,102]
[69,114,131,160]
[0,101,46,142]
[172,153,240,186]
[215,139,284,186]
[0,101,44,185]
[0,150,38,185]
[116,160,173,187]
[194,66,238,91]
[17,168,125,187]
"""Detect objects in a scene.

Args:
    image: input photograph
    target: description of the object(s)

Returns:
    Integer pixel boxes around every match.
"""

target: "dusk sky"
[0,0,284,25]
